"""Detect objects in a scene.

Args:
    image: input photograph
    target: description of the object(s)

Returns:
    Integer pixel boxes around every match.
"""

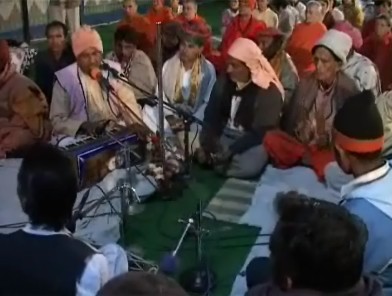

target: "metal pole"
[20,0,31,43]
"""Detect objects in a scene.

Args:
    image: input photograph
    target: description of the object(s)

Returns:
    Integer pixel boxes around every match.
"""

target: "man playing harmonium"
[50,25,143,138]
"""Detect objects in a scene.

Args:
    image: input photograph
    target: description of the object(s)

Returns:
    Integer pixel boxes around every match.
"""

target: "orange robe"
[175,14,213,56]
[263,130,334,180]
[118,14,155,58]
[210,16,266,72]
[146,6,174,24]
[286,22,327,78]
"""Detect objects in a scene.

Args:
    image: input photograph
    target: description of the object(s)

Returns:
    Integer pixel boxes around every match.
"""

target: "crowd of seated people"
[1,0,392,293]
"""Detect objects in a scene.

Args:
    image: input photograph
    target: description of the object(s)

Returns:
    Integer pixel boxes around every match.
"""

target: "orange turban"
[0,40,10,71]
[72,26,103,57]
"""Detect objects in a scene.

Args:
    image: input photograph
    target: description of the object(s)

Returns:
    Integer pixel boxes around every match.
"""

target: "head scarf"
[228,37,284,98]
[72,25,103,57]
[0,40,10,71]
[313,29,352,63]
[333,20,363,50]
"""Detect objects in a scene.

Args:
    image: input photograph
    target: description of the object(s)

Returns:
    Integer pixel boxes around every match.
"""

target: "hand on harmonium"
[79,120,110,136]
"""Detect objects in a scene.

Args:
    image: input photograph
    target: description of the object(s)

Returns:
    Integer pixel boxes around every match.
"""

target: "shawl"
[227,37,285,98]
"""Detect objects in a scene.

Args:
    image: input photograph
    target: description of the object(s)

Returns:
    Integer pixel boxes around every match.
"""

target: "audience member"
[146,0,174,24]
[97,272,189,296]
[275,0,300,35]
[256,27,298,99]
[0,40,51,158]
[286,1,327,77]
[221,0,240,35]
[334,20,381,96]
[362,0,392,39]
[326,90,392,293]
[290,0,306,21]
[106,25,157,101]
[246,191,382,296]
[0,143,128,295]
[263,29,359,180]
[35,21,75,104]
[341,0,364,28]
[196,38,283,178]
[253,0,279,27]
[360,14,392,91]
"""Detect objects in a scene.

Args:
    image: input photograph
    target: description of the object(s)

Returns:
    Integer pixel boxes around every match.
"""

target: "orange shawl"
[146,6,174,24]
[286,22,327,78]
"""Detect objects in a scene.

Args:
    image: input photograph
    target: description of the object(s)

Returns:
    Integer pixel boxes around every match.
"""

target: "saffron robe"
[211,16,267,72]
[286,22,327,78]
[146,6,173,24]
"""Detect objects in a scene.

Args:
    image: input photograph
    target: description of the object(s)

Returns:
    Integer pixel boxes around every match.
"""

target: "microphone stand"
[179,198,216,294]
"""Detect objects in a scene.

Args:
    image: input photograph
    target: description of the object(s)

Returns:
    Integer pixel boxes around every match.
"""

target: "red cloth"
[263,130,334,181]
[175,14,213,56]
[362,19,376,39]
[0,40,10,70]
[360,32,392,91]
[210,16,266,72]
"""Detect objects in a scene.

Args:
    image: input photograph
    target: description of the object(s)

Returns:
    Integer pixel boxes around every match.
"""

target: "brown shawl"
[282,71,359,142]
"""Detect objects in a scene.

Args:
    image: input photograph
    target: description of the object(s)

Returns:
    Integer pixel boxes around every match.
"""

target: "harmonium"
[60,129,143,189]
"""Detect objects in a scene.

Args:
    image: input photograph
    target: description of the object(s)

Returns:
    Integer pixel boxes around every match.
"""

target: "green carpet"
[125,166,260,296]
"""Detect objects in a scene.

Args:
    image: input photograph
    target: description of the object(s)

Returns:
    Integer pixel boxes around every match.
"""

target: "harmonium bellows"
[61,130,139,190]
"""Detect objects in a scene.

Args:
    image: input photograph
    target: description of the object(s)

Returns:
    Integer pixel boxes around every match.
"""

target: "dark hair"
[375,0,392,7]
[376,13,392,26]
[270,191,368,292]
[17,143,78,231]
[97,272,189,296]
[274,0,290,9]
[114,25,140,45]
[45,21,68,38]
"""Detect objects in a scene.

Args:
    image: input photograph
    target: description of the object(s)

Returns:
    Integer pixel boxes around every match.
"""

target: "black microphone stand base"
[179,264,217,294]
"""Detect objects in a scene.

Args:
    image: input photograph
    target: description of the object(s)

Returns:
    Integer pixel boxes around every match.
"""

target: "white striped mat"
[203,178,257,224]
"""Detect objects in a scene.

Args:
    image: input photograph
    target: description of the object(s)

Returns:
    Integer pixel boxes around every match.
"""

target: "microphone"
[138,97,158,108]
[90,67,114,92]
[101,61,123,79]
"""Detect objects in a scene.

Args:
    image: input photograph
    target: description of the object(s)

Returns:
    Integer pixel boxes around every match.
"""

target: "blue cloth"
[341,161,392,293]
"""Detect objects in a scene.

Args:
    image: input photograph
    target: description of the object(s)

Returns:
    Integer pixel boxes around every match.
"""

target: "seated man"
[119,0,155,60]
[246,191,381,295]
[175,0,213,57]
[329,90,392,292]
[50,26,144,138]
[0,40,51,157]
[97,272,188,295]
[195,38,283,179]
[146,0,174,24]
[35,21,75,104]
[210,0,266,73]
[286,1,327,78]
[0,143,128,295]
[143,23,216,149]
[334,20,381,97]
[256,27,299,100]
[263,29,359,181]
[106,25,157,101]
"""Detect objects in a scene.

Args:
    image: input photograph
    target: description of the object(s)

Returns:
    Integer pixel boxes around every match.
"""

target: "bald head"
[306,1,324,23]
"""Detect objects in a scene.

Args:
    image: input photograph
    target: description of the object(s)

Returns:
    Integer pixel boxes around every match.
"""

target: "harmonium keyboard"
[61,130,140,189]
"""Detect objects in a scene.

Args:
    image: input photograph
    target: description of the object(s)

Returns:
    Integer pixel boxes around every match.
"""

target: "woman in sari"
[195,38,284,179]
[263,29,359,180]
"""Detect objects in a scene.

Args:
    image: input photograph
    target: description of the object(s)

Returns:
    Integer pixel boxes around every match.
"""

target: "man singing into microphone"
[50,25,143,137]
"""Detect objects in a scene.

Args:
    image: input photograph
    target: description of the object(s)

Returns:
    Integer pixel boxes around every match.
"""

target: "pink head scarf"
[72,26,103,57]
[227,37,284,98]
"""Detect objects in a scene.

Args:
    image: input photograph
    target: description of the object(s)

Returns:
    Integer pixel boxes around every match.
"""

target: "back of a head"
[97,272,189,296]
[17,143,78,231]
[270,191,368,292]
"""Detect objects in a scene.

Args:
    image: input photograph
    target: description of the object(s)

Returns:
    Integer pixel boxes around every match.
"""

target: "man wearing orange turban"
[49,26,144,138]
[0,40,52,158]
[210,0,266,72]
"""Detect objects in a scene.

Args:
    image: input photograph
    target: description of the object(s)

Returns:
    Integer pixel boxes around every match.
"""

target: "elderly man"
[50,26,143,138]
[286,1,327,77]
[0,40,51,157]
